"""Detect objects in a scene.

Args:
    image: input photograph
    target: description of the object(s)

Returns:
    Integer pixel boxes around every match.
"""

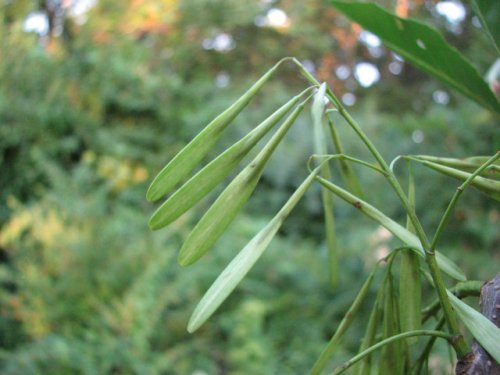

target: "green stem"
[421,280,483,322]
[308,271,376,375]
[308,154,387,176]
[294,58,426,245]
[332,101,468,357]
[430,152,500,250]
[412,318,446,375]
[294,58,469,358]
[330,330,454,375]
[327,116,364,197]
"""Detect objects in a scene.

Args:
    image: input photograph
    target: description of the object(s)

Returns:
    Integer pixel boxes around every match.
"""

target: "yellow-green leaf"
[447,290,500,363]
[312,83,338,287]
[178,101,306,266]
[146,60,284,202]
[148,92,304,230]
[187,169,319,333]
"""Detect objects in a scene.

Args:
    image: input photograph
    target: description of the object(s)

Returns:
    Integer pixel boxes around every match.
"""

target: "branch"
[455,274,500,375]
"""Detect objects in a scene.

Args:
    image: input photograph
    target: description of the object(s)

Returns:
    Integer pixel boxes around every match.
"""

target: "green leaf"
[315,176,466,281]
[312,83,338,287]
[330,0,500,113]
[380,273,404,375]
[471,0,500,54]
[309,271,375,375]
[434,252,466,283]
[355,288,383,375]
[146,59,284,202]
[178,101,306,266]
[447,290,500,363]
[411,158,500,201]
[399,251,421,334]
[187,169,319,333]
[412,155,500,176]
[148,92,304,230]
[327,115,364,198]
[399,169,421,341]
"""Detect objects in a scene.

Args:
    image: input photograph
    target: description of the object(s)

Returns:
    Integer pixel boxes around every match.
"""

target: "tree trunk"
[455,274,500,375]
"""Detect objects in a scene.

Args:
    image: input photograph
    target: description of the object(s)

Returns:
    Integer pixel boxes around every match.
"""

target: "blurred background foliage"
[0,0,498,374]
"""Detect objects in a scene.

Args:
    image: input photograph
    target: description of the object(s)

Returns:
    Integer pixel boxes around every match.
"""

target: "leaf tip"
[146,184,161,202]
[187,315,203,333]
[148,215,162,231]
[177,251,194,267]
[186,321,197,333]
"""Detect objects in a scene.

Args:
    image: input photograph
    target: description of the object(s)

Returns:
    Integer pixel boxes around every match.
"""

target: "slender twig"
[308,271,376,375]
[307,154,387,176]
[421,280,483,322]
[326,115,364,198]
[329,330,454,375]
[430,152,500,250]
[412,317,446,375]
[293,58,470,357]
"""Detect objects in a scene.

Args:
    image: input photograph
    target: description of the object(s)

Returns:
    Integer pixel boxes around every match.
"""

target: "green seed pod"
[178,101,306,266]
[399,170,421,342]
[148,91,306,230]
[146,59,285,202]
[187,168,319,333]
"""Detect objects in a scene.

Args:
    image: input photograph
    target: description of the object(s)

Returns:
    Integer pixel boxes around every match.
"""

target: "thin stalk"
[430,152,500,250]
[294,58,469,357]
[412,317,446,375]
[331,101,466,356]
[293,57,427,245]
[417,233,468,356]
[331,104,428,244]
[329,330,454,375]
[312,85,338,287]
[326,116,364,198]
[354,295,382,375]
[421,280,482,323]
[308,271,376,375]
[307,154,387,176]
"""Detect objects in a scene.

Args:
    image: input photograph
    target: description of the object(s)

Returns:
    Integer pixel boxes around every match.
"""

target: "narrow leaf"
[413,155,500,176]
[312,83,338,287]
[380,273,404,375]
[332,330,453,375]
[327,115,364,198]
[471,0,500,54]
[148,92,304,230]
[146,60,284,202]
[309,272,375,375]
[187,169,319,333]
[309,271,375,375]
[399,169,421,341]
[355,287,383,375]
[178,102,305,266]
[447,290,500,363]
[412,158,500,201]
[331,0,500,113]
[315,176,466,281]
